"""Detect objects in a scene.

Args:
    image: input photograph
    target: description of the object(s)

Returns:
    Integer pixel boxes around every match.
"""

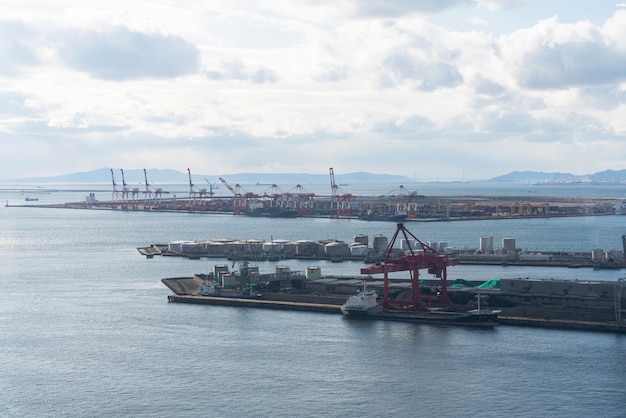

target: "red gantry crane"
[329,167,352,218]
[361,222,458,311]
[219,177,257,214]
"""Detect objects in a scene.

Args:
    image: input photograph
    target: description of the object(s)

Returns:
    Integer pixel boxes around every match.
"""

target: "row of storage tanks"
[211,264,323,287]
[168,234,457,258]
[168,234,393,258]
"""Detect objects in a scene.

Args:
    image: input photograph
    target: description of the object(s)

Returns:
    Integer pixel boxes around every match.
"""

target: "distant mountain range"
[489,170,626,183]
[1,168,414,185]
[3,168,626,184]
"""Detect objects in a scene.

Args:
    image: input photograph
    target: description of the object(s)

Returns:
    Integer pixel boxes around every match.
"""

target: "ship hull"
[341,306,499,327]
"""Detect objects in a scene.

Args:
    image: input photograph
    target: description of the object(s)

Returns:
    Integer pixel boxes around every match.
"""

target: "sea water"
[1,185,626,417]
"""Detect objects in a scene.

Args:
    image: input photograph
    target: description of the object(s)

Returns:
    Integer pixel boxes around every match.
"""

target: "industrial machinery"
[361,222,459,311]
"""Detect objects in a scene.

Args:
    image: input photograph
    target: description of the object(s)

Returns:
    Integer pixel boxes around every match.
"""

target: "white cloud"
[0,1,625,180]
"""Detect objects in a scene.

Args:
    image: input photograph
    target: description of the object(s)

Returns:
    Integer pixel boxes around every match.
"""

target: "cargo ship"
[340,287,500,327]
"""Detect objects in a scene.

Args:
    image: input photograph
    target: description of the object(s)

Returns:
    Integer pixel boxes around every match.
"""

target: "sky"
[2,0,626,181]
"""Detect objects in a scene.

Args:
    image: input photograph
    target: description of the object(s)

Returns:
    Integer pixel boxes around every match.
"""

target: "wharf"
[497,316,626,333]
[162,275,626,334]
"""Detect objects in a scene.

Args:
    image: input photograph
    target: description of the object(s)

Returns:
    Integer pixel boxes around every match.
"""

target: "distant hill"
[5,168,626,185]
[489,169,626,183]
[2,168,414,185]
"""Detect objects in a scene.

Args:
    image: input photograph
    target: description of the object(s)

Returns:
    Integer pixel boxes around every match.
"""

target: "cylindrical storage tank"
[480,236,494,254]
[350,245,368,257]
[262,242,282,253]
[231,240,248,252]
[181,241,202,253]
[353,234,369,247]
[437,242,448,253]
[306,266,322,280]
[246,240,264,253]
[502,237,516,252]
[168,240,191,252]
[275,265,290,277]
[205,241,227,255]
[214,264,229,281]
[294,240,319,256]
[282,242,296,255]
[400,239,418,251]
[325,241,349,258]
[373,235,388,254]
[221,273,236,288]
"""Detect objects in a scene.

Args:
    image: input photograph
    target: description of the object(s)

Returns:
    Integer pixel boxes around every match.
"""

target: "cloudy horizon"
[2,1,626,180]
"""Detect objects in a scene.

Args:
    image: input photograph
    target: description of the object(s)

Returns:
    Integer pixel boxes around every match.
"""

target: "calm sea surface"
[2,183,626,417]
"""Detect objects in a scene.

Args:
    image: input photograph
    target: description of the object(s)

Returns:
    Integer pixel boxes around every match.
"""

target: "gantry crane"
[142,169,167,210]
[361,222,459,311]
[329,167,352,218]
[219,177,257,214]
[120,169,139,210]
[187,168,209,211]
[110,168,124,210]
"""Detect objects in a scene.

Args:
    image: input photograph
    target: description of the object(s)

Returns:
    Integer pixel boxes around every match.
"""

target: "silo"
[353,234,369,247]
[221,272,236,288]
[214,264,229,281]
[373,235,389,254]
[502,237,516,252]
[437,242,448,253]
[480,236,494,254]
[306,266,322,280]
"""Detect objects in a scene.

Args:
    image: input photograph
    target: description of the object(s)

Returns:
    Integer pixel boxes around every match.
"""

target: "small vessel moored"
[341,287,500,327]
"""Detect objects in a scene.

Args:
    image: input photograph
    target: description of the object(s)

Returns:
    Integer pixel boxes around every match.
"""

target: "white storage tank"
[502,237,516,252]
[401,239,418,251]
[306,266,322,280]
[480,236,494,254]
[353,234,369,247]
[262,242,282,253]
[325,241,349,258]
[373,235,388,254]
[350,244,368,257]
[246,239,264,253]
